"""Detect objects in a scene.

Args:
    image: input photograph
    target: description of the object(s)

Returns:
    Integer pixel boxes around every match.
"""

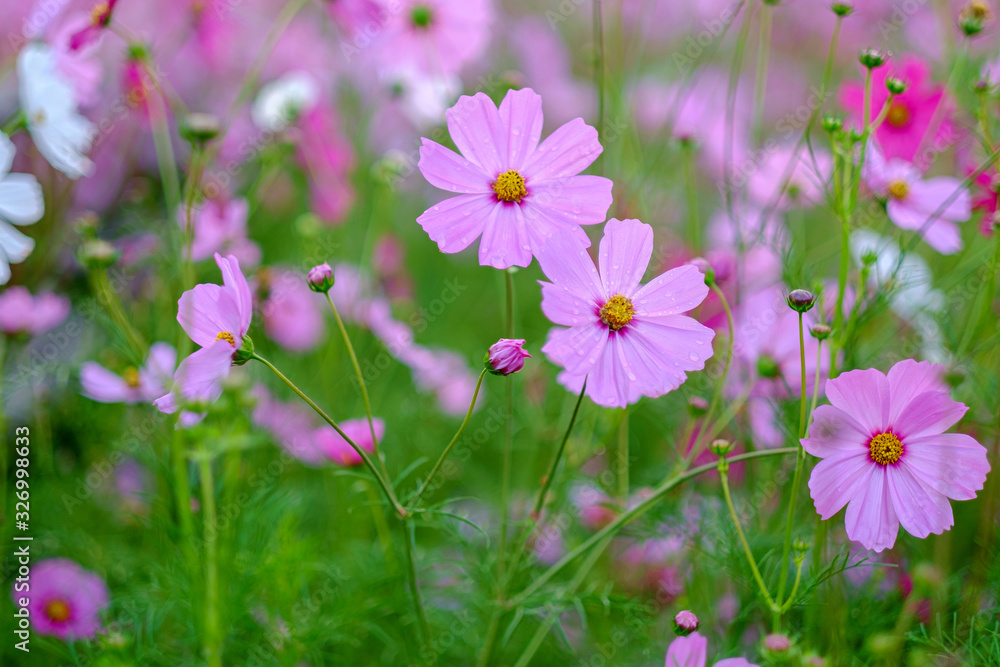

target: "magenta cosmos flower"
[803,360,990,552]
[864,142,970,254]
[537,218,714,408]
[81,342,176,404]
[665,631,758,667]
[154,254,252,415]
[417,87,613,269]
[315,417,385,467]
[12,558,109,640]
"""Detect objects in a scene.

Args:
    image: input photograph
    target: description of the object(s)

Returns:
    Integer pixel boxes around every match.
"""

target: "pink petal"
[521,202,592,251]
[177,284,242,348]
[914,177,971,223]
[479,201,532,269]
[80,363,131,403]
[535,231,605,304]
[168,340,234,406]
[632,265,710,318]
[418,138,492,194]
[665,631,707,667]
[587,332,631,407]
[886,359,947,425]
[540,282,598,327]
[801,404,870,459]
[598,218,652,297]
[629,318,714,374]
[445,92,505,175]
[919,219,963,254]
[825,368,889,434]
[528,175,613,226]
[887,463,953,540]
[617,323,699,398]
[893,391,966,439]
[416,194,493,254]
[901,433,989,500]
[542,322,609,376]
[844,466,899,552]
[498,87,543,168]
[809,453,876,520]
[522,118,602,182]
[215,253,252,334]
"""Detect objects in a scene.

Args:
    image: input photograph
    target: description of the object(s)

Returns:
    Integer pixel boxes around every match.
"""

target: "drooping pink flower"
[81,342,176,404]
[839,55,957,164]
[417,88,613,269]
[154,254,252,415]
[665,631,758,667]
[0,288,70,335]
[315,417,385,466]
[537,218,714,408]
[803,360,990,552]
[863,142,970,254]
[181,197,260,266]
[12,558,109,640]
[259,269,326,353]
[371,0,493,75]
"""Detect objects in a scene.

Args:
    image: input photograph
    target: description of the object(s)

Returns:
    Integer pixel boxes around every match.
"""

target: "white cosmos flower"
[0,132,45,284]
[251,71,319,132]
[17,42,95,179]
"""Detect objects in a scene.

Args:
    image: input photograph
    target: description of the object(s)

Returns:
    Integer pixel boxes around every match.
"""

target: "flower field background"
[1,0,1000,665]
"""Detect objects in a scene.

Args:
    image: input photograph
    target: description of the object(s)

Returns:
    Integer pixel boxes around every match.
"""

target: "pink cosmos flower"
[803,360,990,552]
[839,55,956,164]
[294,104,356,225]
[537,218,714,408]
[863,142,970,254]
[417,88,613,269]
[372,0,493,75]
[182,197,260,266]
[315,417,385,466]
[154,254,252,415]
[747,144,832,211]
[12,558,109,640]
[665,631,758,667]
[0,288,70,335]
[81,342,176,404]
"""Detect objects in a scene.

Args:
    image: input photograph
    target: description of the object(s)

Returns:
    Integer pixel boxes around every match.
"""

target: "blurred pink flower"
[803,360,990,552]
[969,165,999,234]
[252,384,328,465]
[372,0,493,75]
[81,342,176,404]
[154,254,252,415]
[665,631,758,667]
[294,104,356,224]
[12,558,109,640]
[840,55,957,164]
[572,485,618,531]
[0,288,70,335]
[260,269,326,353]
[417,88,613,269]
[50,12,105,107]
[316,417,385,466]
[747,144,831,211]
[864,141,970,254]
[182,197,260,266]
[538,218,714,408]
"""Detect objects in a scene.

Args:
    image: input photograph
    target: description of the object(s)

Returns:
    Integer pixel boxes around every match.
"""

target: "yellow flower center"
[886,101,911,128]
[600,294,636,331]
[45,599,71,622]
[216,331,236,347]
[123,367,141,388]
[888,180,909,200]
[91,1,110,24]
[492,170,526,203]
[869,431,903,465]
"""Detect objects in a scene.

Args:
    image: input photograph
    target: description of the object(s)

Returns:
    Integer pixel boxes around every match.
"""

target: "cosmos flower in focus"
[154,254,252,416]
[11,558,109,640]
[0,133,44,284]
[81,342,176,404]
[17,42,96,179]
[537,218,714,408]
[803,360,989,552]
[417,87,613,269]
[863,142,970,254]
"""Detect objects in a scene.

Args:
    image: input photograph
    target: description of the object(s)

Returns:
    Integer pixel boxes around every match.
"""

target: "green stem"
[410,369,488,506]
[779,557,805,613]
[798,313,807,439]
[957,232,1000,357]
[252,353,405,517]
[809,337,824,430]
[617,406,629,499]
[509,448,797,606]
[719,455,778,614]
[752,3,773,142]
[498,271,516,585]
[593,0,605,175]
[683,142,700,253]
[402,519,431,650]
[530,380,588,521]
[198,454,222,667]
[723,0,756,220]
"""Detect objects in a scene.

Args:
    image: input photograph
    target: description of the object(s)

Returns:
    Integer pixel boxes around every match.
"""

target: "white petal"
[0,132,15,177]
[0,221,35,263]
[0,173,44,225]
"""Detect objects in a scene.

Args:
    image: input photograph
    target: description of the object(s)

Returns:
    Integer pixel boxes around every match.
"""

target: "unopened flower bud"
[763,633,792,652]
[960,1,991,36]
[821,114,844,133]
[78,239,119,269]
[180,113,221,145]
[757,355,780,379]
[688,396,709,417]
[859,48,889,69]
[831,2,853,16]
[73,211,100,238]
[485,338,531,376]
[688,257,715,285]
[787,289,817,313]
[673,610,700,636]
[885,76,907,95]
[810,323,832,340]
[710,439,733,456]
[307,263,335,293]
